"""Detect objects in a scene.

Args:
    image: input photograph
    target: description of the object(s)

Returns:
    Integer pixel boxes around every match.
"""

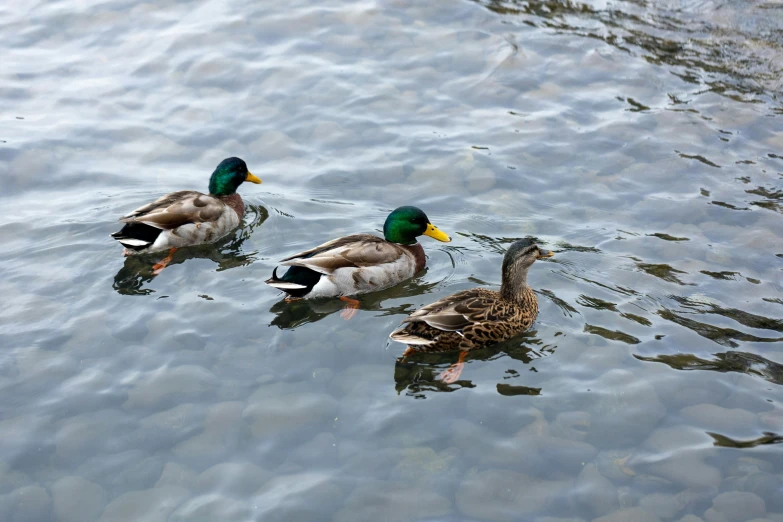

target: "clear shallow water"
[1,0,782,520]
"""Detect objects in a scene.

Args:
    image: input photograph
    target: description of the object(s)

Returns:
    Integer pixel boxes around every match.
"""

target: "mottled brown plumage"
[390,238,553,354]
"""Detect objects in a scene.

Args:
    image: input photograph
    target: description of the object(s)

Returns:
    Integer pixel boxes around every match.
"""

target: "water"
[1,0,782,520]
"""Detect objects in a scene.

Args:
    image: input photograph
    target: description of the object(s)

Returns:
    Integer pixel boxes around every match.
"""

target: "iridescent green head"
[208,157,261,196]
[382,206,451,245]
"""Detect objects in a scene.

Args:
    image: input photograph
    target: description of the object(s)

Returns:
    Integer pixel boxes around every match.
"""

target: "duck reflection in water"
[393,331,552,397]
[112,205,268,295]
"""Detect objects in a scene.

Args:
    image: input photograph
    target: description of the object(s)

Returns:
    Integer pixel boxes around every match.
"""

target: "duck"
[111,157,261,273]
[265,206,451,319]
[389,238,553,383]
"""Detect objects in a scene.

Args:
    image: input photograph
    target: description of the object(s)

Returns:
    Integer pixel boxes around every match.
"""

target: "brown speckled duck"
[389,238,553,383]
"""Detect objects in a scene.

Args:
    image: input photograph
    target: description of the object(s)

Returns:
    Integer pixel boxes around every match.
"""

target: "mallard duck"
[265,206,451,318]
[111,157,261,273]
[389,238,553,383]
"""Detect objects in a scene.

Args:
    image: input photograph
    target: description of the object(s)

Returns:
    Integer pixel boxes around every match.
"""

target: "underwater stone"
[195,462,271,497]
[288,432,338,469]
[586,370,666,449]
[551,411,591,442]
[11,485,51,522]
[243,391,338,440]
[154,462,197,490]
[169,494,251,522]
[570,464,619,518]
[456,469,564,521]
[334,481,449,522]
[639,493,684,520]
[51,476,106,522]
[124,365,218,409]
[745,473,783,511]
[254,472,343,522]
[593,507,662,522]
[680,404,758,433]
[98,486,188,522]
[710,491,766,522]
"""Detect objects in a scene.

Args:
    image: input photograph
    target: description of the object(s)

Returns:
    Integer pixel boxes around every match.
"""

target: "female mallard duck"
[265,206,451,319]
[111,157,261,273]
[389,238,553,383]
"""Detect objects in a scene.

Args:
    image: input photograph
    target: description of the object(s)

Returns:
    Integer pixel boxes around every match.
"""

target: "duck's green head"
[383,206,451,245]
[208,157,262,196]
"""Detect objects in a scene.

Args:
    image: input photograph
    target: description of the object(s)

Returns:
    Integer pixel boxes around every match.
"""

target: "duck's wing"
[279,234,408,275]
[404,289,500,332]
[119,191,225,229]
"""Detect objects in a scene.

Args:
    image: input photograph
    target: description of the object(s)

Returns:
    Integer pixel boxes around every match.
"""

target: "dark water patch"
[620,312,652,327]
[497,383,541,396]
[576,295,618,312]
[708,431,783,448]
[635,350,783,385]
[677,151,721,168]
[635,261,693,286]
[584,324,640,344]
[711,200,750,211]
[748,186,783,213]
[671,295,783,333]
[656,308,783,348]
[700,270,739,281]
[647,233,689,241]
[556,242,602,253]
[619,96,650,112]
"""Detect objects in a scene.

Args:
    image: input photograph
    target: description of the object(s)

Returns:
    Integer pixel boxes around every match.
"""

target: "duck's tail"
[265,267,309,291]
[111,222,161,252]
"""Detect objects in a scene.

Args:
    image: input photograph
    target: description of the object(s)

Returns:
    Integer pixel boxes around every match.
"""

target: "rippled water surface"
[2,0,783,520]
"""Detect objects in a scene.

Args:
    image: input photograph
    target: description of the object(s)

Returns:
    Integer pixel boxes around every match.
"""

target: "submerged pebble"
[51,476,106,522]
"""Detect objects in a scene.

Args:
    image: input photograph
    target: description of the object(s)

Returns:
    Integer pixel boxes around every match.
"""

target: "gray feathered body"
[266,234,426,298]
[112,191,243,255]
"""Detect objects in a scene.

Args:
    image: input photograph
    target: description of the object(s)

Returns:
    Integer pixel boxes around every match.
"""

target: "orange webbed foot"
[152,248,177,275]
[438,351,468,384]
[339,296,360,320]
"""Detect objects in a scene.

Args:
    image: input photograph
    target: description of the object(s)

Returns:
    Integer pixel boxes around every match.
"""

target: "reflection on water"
[636,350,783,386]
[708,431,783,448]
[112,205,268,295]
[394,331,554,396]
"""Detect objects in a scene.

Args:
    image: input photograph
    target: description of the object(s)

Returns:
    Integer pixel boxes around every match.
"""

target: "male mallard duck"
[265,206,451,318]
[389,238,553,383]
[111,157,261,273]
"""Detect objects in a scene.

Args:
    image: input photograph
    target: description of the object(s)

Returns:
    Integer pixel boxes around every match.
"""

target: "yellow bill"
[245,172,262,184]
[538,249,554,258]
[423,223,451,242]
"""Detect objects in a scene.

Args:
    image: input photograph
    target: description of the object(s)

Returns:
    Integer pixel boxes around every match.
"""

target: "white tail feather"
[389,331,436,345]
[266,281,308,290]
[117,238,151,247]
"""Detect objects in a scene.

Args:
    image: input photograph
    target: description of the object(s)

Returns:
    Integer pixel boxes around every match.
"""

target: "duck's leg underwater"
[439,350,468,384]
[152,248,177,275]
[339,296,360,320]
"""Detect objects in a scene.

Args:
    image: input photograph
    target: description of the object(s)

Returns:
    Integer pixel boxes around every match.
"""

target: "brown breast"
[220,193,245,220]
[402,242,426,273]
